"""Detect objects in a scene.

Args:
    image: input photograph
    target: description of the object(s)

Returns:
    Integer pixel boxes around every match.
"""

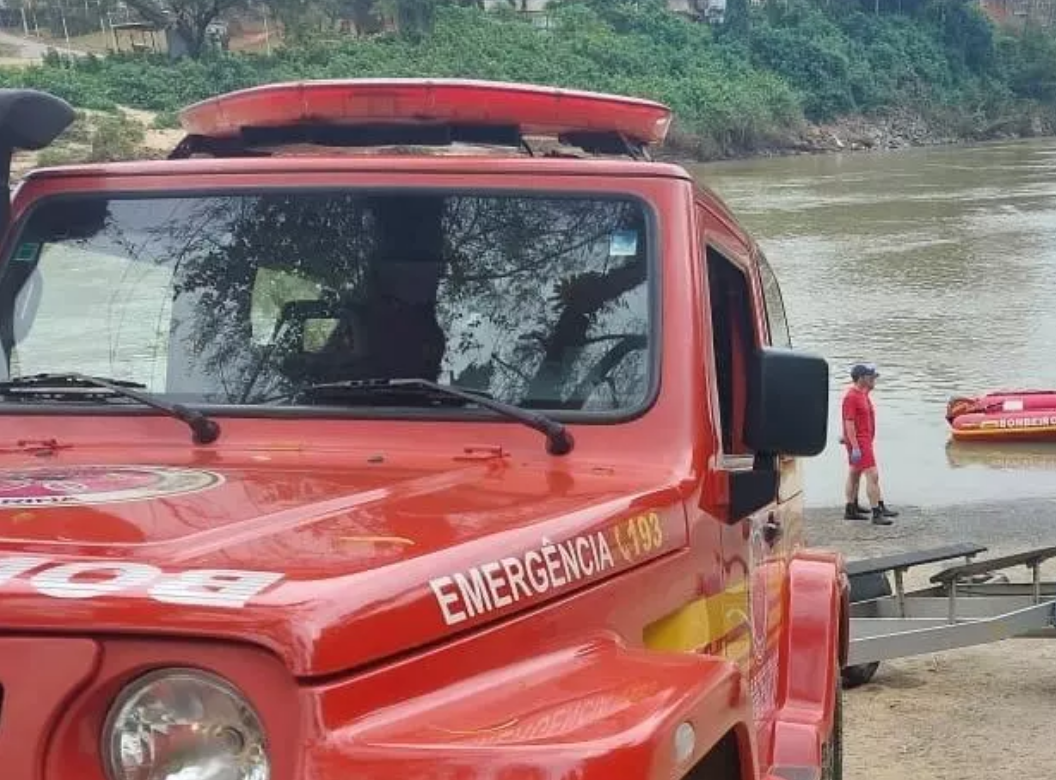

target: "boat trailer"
[843,542,1056,687]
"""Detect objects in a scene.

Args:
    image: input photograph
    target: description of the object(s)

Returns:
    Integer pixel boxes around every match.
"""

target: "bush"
[36,111,147,167]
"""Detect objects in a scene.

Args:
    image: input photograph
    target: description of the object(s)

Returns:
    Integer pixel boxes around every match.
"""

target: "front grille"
[0,637,100,778]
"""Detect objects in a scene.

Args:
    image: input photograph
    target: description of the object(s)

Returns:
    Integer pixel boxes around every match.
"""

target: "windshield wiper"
[0,373,221,445]
[301,378,574,456]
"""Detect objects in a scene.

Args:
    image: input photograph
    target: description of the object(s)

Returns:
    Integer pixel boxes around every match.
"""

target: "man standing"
[842,362,899,525]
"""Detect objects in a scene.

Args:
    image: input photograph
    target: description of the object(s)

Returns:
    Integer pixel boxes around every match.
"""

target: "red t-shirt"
[842,386,875,445]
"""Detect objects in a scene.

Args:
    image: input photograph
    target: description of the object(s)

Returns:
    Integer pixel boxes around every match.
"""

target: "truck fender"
[307,632,757,780]
[769,551,845,771]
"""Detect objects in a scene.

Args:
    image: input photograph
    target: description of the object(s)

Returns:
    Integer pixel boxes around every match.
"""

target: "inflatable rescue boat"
[946,390,1056,442]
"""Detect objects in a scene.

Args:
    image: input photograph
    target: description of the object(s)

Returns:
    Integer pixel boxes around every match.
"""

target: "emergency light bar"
[178,79,674,146]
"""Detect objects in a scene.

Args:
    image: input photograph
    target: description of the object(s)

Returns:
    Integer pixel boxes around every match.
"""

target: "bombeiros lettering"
[997,415,1056,428]
[0,553,282,608]
[429,512,666,626]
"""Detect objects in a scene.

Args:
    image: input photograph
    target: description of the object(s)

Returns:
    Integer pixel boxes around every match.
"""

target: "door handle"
[762,514,783,546]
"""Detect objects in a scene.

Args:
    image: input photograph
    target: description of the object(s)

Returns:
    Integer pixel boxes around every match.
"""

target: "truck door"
[698,226,785,765]
[756,249,806,539]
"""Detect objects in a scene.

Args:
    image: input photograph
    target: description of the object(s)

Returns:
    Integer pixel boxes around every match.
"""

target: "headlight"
[102,668,270,780]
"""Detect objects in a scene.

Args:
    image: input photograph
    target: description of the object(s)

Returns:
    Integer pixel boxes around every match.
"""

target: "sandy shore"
[806,499,1056,779]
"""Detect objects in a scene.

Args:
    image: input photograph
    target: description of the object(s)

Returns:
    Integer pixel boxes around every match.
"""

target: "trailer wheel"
[842,571,892,689]
[841,661,879,689]
[822,662,843,780]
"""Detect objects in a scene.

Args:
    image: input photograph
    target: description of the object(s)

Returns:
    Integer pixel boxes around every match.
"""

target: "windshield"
[0,190,654,415]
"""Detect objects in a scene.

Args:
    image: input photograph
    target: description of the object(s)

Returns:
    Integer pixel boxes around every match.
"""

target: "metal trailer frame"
[842,543,1056,687]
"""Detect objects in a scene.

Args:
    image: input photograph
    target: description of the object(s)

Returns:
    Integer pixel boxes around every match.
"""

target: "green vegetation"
[35,111,149,166]
[5,0,1056,160]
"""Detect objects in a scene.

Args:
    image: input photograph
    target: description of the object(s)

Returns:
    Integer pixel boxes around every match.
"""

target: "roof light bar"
[178,79,674,146]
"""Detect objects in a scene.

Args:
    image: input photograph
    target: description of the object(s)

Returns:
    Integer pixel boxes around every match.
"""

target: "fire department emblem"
[0,465,223,508]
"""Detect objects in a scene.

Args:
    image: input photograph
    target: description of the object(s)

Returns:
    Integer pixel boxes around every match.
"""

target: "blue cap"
[851,362,879,380]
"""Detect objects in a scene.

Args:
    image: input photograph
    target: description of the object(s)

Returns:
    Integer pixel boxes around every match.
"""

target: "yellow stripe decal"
[643,581,749,653]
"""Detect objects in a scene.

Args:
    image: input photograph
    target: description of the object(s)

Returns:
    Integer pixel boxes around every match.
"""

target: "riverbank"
[807,498,1056,780]
[662,102,1056,163]
[808,496,1056,560]
[12,80,1053,173]
[13,100,1054,179]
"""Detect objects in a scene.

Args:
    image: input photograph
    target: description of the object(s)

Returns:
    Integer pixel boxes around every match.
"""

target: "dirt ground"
[842,641,1056,779]
[806,499,1056,780]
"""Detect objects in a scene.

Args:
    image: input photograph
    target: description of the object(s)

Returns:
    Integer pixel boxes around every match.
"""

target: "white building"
[482,1,552,10]
[483,0,727,22]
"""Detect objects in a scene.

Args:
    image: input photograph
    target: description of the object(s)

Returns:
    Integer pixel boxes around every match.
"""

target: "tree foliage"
[121,0,245,58]
[3,0,1056,153]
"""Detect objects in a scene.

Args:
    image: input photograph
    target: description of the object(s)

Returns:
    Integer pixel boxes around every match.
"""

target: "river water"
[696,138,1056,509]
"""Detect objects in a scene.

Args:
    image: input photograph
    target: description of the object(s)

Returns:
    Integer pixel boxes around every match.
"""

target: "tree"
[122,0,245,58]
[376,0,495,37]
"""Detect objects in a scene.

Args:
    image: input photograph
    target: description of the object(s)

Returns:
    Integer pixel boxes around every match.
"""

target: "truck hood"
[0,454,687,676]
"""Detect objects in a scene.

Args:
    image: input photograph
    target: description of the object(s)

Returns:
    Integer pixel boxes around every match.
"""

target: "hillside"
[3,0,1056,161]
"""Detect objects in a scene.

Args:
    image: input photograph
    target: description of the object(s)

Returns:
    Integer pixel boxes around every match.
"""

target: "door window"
[705,245,756,457]
[758,253,791,349]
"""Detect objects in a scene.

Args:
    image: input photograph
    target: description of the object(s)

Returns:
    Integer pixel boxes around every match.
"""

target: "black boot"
[871,506,894,525]
[844,502,869,520]
[878,501,899,518]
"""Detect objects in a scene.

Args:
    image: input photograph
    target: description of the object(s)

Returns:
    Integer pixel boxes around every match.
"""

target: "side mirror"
[704,347,829,525]
[745,346,829,456]
[0,89,75,230]
[0,89,75,154]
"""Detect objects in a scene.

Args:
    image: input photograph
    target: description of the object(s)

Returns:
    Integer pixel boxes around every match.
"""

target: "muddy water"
[696,138,1056,508]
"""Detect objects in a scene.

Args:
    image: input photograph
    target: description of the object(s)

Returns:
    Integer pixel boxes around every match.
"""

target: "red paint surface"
[1,81,843,780]
[178,78,674,144]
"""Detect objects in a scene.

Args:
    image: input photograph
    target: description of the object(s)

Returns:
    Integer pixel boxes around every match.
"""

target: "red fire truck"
[0,79,845,780]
